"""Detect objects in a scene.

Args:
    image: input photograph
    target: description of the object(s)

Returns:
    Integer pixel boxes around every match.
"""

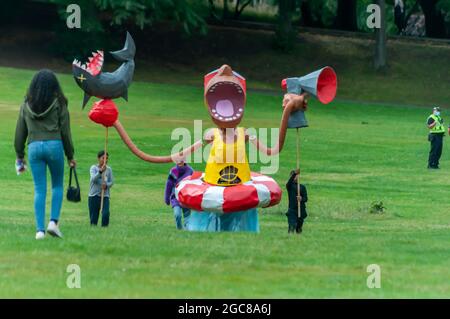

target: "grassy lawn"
[0,66,449,298]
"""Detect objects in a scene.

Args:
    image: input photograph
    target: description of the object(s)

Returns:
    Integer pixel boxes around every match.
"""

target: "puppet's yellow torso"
[204,127,251,186]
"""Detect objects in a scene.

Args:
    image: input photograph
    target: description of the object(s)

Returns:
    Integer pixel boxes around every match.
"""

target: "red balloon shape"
[88,99,119,127]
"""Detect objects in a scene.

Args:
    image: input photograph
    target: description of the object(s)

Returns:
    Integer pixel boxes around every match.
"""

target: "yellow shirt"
[204,127,251,186]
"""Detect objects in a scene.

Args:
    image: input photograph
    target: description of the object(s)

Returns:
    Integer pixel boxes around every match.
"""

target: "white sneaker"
[35,231,45,240]
[47,221,63,238]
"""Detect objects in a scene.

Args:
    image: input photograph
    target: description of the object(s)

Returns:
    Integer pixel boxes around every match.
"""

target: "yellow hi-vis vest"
[428,114,445,134]
[204,127,251,186]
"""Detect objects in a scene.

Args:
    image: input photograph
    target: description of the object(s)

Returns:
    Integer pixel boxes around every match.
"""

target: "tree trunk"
[300,0,313,27]
[276,0,295,51]
[223,0,229,21]
[336,0,358,31]
[209,0,220,21]
[300,0,323,27]
[374,0,387,70]
[234,0,252,19]
[418,0,446,38]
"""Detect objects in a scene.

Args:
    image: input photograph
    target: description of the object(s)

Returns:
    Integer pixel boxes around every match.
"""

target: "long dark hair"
[26,69,68,114]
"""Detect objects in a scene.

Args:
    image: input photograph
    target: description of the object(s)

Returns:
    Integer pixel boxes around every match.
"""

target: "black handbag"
[66,167,81,202]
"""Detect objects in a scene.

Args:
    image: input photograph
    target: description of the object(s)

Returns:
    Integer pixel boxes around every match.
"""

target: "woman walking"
[14,69,76,240]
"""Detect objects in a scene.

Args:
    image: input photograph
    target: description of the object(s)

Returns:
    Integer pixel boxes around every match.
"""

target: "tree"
[275,0,296,51]
[208,0,220,21]
[299,0,314,27]
[48,0,207,58]
[374,0,387,70]
[299,0,324,28]
[395,0,420,34]
[234,0,253,19]
[223,0,230,20]
[50,0,206,35]
[394,0,406,33]
[336,0,358,31]
[418,0,447,38]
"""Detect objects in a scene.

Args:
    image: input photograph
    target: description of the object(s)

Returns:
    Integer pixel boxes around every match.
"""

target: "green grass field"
[0,66,449,298]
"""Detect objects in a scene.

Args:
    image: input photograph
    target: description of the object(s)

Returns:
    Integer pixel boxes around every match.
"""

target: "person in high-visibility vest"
[427,106,445,169]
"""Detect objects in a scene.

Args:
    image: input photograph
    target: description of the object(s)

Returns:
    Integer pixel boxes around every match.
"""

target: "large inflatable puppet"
[72,33,337,232]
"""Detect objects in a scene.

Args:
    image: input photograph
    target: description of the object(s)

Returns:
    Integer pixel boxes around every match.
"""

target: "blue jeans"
[28,140,65,232]
[173,206,191,230]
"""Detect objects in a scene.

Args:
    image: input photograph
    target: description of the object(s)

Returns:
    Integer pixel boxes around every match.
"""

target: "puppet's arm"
[113,120,205,163]
[249,93,307,156]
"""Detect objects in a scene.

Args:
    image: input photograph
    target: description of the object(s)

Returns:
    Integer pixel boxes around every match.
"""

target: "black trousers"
[286,208,307,229]
[428,133,444,168]
[88,196,110,227]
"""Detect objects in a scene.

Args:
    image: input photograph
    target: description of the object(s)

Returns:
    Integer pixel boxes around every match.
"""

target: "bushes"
[46,0,208,58]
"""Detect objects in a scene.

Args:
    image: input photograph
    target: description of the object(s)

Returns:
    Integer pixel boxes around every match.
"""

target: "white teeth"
[88,57,93,62]
[72,59,78,64]
[238,108,243,112]
[81,64,86,70]
[214,114,219,117]
[97,50,103,56]
[212,109,216,113]
[219,116,223,120]
[76,61,81,67]
[236,113,241,117]
[232,116,236,120]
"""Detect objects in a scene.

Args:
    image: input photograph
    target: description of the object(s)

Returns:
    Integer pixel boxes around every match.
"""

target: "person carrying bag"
[14,69,77,240]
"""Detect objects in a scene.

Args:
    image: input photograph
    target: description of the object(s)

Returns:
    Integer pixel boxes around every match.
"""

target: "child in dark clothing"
[286,169,308,233]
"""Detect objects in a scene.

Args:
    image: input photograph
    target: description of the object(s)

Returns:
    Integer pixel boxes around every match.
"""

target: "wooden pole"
[296,128,301,219]
[100,127,108,215]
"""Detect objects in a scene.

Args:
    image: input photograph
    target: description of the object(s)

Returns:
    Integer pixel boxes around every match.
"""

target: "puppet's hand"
[282,93,308,112]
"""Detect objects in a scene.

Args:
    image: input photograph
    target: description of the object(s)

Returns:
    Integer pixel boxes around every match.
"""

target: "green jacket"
[14,99,74,160]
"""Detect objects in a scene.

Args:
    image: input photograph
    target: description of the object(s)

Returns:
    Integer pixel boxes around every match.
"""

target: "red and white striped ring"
[175,171,282,214]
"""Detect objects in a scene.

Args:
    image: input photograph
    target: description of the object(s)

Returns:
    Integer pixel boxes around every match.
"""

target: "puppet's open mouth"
[72,51,104,76]
[206,81,245,122]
